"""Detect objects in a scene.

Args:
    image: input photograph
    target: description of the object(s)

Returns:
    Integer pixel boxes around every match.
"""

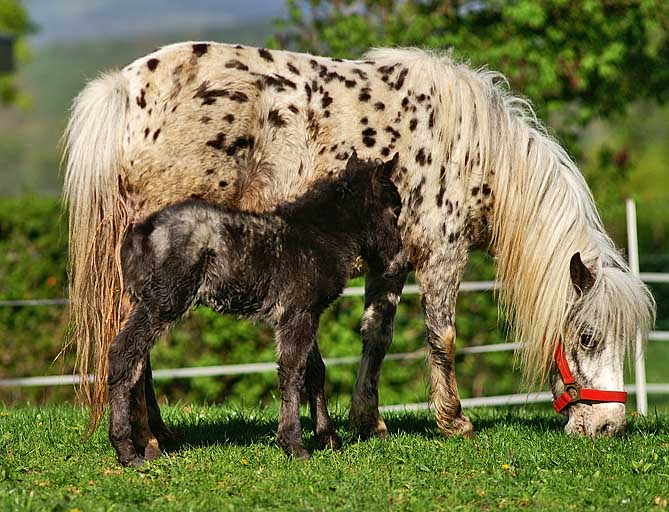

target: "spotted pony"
[63,43,654,453]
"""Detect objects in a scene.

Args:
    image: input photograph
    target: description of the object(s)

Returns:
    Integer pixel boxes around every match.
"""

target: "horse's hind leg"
[417,256,474,438]
[349,267,408,438]
[305,342,341,451]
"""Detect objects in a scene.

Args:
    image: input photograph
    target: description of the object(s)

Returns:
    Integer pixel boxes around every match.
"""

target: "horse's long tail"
[63,71,130,430]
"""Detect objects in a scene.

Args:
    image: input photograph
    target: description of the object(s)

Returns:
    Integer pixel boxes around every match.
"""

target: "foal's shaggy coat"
[108,154,405,465]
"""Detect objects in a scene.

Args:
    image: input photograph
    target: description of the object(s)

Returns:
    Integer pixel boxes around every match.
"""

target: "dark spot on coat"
[385,126,401,139]
[352,68,368,80]
[417,93,426,102]
[201,115,212,124]
[429,110,435,129]
[363,137,376,147]
[374,102,385,111]
[360,117,368,125]
[380,147,390,157]
[225,59,249,71]
[471,187,480,196]
[409,118,418,131]
[309,59,319,69]
[258,48,274,62]
[345,79,356,88]
[394,68,408,90]
[268,109,287,128]
[288,104,299,114]
[401,97,410,110]
[223,114,235,123]
[415,148,427,166]
[205,168,215,175]
[482,184,492,196]
[147,58,159,71]
[206,132,226,150]
[321,92,333,109]
[152,129,161,141]
[305,83,312,101]
[144,127,150,138]
[192,43,209,57]
[226,136,253,156]
[362,127,377,137]
[358,88,371,102]
[136,89,147,109]
[436,184,445,207]
[287,62,300,75]
[219,180,228,188]
[445,199,453,215]
[335,152,349,161]
[229,91,249,103]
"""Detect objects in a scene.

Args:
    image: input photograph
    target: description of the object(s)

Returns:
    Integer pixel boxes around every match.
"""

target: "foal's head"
[337,152,407,275]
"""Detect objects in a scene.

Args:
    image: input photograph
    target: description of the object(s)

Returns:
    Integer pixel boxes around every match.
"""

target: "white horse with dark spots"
[63,42,654,455]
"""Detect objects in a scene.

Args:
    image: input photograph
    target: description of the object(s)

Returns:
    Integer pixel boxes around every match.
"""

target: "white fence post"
[626,198,648,415]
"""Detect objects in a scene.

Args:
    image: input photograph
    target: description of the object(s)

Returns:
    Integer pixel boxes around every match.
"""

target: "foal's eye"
[580,332,597,348]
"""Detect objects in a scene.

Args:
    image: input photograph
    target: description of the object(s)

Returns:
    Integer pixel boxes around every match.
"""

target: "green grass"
[1,405,668,511]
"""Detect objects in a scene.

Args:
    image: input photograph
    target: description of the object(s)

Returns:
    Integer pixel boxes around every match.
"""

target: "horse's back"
[120,42,396,217]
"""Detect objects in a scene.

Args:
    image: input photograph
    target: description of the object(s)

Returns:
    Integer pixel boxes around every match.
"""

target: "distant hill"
[0,22,273,196]
[24,0,285,45]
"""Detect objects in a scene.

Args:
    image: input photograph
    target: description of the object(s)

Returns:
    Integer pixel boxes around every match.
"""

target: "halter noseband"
[552,342,627,413]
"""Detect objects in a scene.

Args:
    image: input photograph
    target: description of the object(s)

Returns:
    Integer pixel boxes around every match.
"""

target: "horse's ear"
[570,252,595,295]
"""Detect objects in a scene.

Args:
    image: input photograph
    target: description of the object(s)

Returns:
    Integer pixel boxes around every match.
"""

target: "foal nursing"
[108,153,406,465]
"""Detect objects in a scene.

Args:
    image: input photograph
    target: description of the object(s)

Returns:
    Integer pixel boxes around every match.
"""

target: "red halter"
[552,342,627,413]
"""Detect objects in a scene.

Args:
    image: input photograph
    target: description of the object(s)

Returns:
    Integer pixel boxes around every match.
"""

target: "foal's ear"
[378,153,400,177]
[570,252,596,295]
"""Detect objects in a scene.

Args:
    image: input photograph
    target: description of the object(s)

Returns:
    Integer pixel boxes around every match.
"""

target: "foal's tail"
[62,71,131,430]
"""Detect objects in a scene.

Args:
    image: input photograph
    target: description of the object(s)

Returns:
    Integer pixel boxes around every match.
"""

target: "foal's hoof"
[143,438,163,460]
[155,427,183,445]
[317,431,343,451]
[121,456,145,468]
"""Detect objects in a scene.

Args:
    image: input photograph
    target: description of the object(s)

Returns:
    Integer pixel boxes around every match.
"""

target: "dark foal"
[108,153,407,466]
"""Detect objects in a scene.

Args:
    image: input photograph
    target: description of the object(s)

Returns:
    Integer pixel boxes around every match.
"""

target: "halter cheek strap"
[552,342,627,413]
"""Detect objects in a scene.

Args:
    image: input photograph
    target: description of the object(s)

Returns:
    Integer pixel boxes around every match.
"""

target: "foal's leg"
[417,255,474,438]
[128,368,163,460]
[145,356,180,445]
[350,267,408,438]
[276,314,318,459]
[108,305,166,466]
[305,342,341,450]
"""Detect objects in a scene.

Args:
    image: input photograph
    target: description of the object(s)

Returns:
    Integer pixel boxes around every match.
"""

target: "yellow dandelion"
[501,463,510,471]
[241,458,249,465]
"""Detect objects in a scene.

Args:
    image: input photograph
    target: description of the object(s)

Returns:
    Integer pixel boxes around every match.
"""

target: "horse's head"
[550,252,655,436]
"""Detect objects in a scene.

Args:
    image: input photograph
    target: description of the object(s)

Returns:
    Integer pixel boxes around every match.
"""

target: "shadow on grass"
[160,405,669,455]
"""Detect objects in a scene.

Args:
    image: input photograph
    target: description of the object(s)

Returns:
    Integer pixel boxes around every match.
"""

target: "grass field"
[1,405,667,511]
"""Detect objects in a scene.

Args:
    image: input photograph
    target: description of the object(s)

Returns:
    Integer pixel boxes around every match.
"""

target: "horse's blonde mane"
[365,47,655,383]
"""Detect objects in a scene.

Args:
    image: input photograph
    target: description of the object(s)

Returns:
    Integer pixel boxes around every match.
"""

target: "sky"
[24,0,286,45]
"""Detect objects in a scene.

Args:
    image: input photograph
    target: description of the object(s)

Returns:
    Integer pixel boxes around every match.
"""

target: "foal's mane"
[366,48,655,384]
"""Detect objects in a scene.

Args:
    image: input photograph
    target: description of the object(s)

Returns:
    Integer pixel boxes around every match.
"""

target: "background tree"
[0,0,33,105]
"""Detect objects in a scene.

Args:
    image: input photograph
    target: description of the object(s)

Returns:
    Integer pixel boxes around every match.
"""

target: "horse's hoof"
[284,445,310,460]
[439,415,476,439]
[143,438,163,460]
[317,432,343,451]
[350,414,388,440]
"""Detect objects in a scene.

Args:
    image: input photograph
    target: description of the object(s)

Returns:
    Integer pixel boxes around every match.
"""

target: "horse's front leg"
[349,267,408,438]
[417,256,475,438]
[275,313,318,459]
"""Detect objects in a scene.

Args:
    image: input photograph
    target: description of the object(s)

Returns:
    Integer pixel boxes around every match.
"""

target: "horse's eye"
[580,332,596,348]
